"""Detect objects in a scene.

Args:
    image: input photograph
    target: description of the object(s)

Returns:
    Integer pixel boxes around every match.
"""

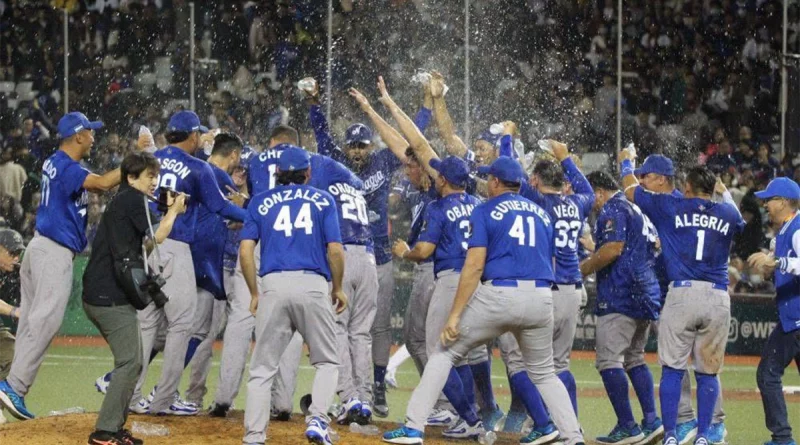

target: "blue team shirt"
[241,184,342,279]
[594,192,661,319]
[653,189,685,301]
[468,192,554,281]
[634,187,745,286]
[519,158,594,284]
[418,192,482,276]
[774,213,800,333]
[394,179,439,264]
[154,146,246,244]
[326,179,373,246]
[36,150,92,252]
[191,164,236,300]
[309,105,403,264]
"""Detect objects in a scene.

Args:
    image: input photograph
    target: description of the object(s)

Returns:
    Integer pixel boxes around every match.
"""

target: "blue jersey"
[634,187,744,286]
[325,180,373,246]
[36,150,91,252]
[418,192,482,276]
[469,192,553,281]
[241,184,342,279]
[154,146,246,244]
[594,193,661,319]
[653,189,685,301]
[394,179,439,246]
[191,163,236,299]
[309,105,403,264]
[774,213,800,333]
[247,145,359,196]
[519,158,594,284]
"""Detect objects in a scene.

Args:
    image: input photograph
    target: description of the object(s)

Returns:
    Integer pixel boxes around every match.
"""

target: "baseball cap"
[277,146,310,172]
[0,228,24,254]
[345,124,372,145]
[476,129,501,147]
[477,156,525,184]
[57,112,104,139]
[167,110,209,134]
[634,155,675,177]
[755,177,800,200]
[429,156,470,188]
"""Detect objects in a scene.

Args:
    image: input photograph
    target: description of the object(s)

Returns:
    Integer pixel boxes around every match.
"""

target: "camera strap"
[143,195,165,276]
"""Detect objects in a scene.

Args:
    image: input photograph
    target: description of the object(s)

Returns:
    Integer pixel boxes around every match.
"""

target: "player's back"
[37,150,91,252]
[538,193,588,285]
[470,192,553,282]
[248,145,285,195]
[154,145,214,243]
[326,180,372,246]
[429,192,482,275]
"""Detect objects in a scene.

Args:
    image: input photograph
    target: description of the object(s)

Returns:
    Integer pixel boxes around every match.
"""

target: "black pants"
[756,326,800,444]
[84,302,143,433]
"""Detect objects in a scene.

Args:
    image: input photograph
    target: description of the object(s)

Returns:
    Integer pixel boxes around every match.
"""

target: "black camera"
[140,274,169,308]
[156,187,189,213]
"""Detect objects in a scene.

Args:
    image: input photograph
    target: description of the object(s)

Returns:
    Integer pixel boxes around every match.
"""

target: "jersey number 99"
[274,203,314,236]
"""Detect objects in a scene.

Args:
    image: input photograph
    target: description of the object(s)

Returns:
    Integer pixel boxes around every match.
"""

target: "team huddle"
[0,73,798,445]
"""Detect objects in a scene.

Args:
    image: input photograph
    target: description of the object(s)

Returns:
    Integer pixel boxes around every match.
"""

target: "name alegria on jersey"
[674,213,731,235]
[362,171,386,195]
[490,199,551,224]
[257,188,331,215]
[446,203,476,222]
[159,158,192,179]
[553,202,580,219]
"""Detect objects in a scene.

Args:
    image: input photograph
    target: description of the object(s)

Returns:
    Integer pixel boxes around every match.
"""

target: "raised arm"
[412,81,433,133]
[618,149,639,202]
[430,72,469,158]
[83,168,122,193]
[550,140,594,199]
[303,80,339,158]
[348,87,408,164]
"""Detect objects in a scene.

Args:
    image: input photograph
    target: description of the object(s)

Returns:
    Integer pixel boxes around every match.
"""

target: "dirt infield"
[0,412,527,445]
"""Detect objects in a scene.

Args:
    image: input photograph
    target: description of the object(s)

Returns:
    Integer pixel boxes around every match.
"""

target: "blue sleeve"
[417,204,444,245]
[375,148,404,173]
[562,158,594,214]
[468,207,489,248]
[414,107,432,133]
[240,207,260,241]
[309,104,347,163]
[518,181,545,206]
[633,186,668,221]
[197,163,247,222]
[326,157,363,189]
[597,207,627,244]
[499,135,514,158]
[322,194,343,244]
[64,162,91,194]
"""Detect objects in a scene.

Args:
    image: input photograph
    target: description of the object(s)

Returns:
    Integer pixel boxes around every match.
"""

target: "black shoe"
[270,408,291,421]
[88,430,125,445]
[117,429,144,445]
[208,403,230,418]
[373,382,389,418]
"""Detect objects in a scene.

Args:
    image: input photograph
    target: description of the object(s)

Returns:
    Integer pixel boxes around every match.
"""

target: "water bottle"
[349,423,381,435]
[411,70,432,85]
[138,125,156,153]
[624,142,636,157]
[489,123,504,135]
[203,128,220,157]
[48,406,86,416]
[478,430,497,445]
[297,77,317,93]
[537,139,553,154]
[131,421,170,436]
[329,428,340,443]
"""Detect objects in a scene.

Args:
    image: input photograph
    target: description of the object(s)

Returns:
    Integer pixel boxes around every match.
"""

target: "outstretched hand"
[377,76,392,106]
[349,88,371,110]
[430,71,445,98]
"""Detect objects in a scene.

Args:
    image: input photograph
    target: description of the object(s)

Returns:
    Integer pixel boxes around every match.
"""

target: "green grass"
[9,343,800,444]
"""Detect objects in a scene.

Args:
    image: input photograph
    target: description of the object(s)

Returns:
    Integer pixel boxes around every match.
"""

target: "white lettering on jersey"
[446,203,476,222]
[674,213,730,235]
[42,159,57,179]
[258,149,282,161]
[363,171,386,195]
[490,200,551,225]
[159,159,192,179]
[552,202,579,219]
[258,188,331,215]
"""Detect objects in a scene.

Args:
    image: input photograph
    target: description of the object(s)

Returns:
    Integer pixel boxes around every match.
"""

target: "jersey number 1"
[695,230,705,261]
[509,215,536,246]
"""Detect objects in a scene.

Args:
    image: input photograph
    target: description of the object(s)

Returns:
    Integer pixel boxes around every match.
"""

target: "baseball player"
[748,177,800,445]
[620,155,744,445]
[0,112,123,421]
[129,110,247,416]
[635,154,727,444]
[240,146,347,445]
[383,156,584,445]
[307,82,409,418]
[580,171,662,445]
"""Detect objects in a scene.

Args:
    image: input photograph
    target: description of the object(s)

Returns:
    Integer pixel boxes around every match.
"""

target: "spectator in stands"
[706,139,736,174]
[0,146,26,202]
[22,117,50,160]
[752,142,780,182]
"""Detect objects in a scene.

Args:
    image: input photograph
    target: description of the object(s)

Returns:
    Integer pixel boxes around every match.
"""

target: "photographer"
[82,152,187,445]
[0,228,24,382]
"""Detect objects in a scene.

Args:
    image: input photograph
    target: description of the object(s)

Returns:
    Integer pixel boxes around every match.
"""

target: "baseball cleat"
[662,434,678,445]
[357,400,373,425]
[335,397,362,425]
[129,387,156,414]
[95,372,112,394]
[208,403,230,418]
[117,429,144,445]
[638,417,664,444]
[87,430,128,445]
[426,408,457,427]
[156,397,199,416]
[301,393,312,416]
[481,405,505,432]
[0,380,34,420]
[707,422,727,445]
[676,419,698,445]
[374,382,389,418]
[305,417,334,445]
[520,421,560,445]
[694,438,709,445]
[385,372,398,389]
[443,418,484,440]
[382,425,424,444]
[595,423,645,444]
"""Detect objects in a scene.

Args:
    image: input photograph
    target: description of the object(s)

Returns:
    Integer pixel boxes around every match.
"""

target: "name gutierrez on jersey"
[447,203,476,222]
[258,189,331,215]
[675,213,731,235]
[491,200,551,225]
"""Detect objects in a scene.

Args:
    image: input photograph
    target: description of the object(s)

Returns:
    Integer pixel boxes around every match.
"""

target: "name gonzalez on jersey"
[258,188,332,215]
[490,199,551,225]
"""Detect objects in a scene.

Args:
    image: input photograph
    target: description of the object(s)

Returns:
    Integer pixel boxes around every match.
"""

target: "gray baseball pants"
[337,245,378,402]
[7,234,74,397]
[243,271,339,445]
[371,261,395,368]
[595,313,651,372]
[404,262,435,374]
[404,281,583,445]
[133,238,197,413]
[186,289,229,405]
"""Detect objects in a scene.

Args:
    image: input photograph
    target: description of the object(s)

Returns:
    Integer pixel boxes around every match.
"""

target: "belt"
[344,244,374,254]
[671,280,727,291]
[552,282,583,290]
[434,268,461,279]
[483,279,552,288]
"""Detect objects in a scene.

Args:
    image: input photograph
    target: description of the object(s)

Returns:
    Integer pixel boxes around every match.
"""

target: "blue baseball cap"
[429,156,470,188]
[167,110,209,134]
[755,177,800,200]
[476,129,501,147]
[57,112,104,139]
[477,156,525,184]
[345,123,372,145]
[634,154,675,177]
[277,146,310,172]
